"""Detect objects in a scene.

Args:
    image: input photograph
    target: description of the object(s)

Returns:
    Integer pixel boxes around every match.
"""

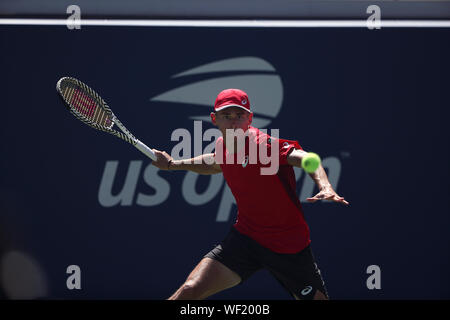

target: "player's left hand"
[307,187,349,205]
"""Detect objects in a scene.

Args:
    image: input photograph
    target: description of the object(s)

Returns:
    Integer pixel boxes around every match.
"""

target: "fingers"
[307,193,350,205]
[151,149,173,170]
[306,193,325,202]
[332,195,349,205]
[308,192,329,201]
[306,191,327,203]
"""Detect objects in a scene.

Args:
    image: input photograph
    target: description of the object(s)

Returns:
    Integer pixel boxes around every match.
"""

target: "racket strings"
[61,82,113,129]
[72,88,96,118]
[57,77,136,145]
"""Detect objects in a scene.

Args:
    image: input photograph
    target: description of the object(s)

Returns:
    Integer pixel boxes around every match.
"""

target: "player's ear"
[210,112,217,125]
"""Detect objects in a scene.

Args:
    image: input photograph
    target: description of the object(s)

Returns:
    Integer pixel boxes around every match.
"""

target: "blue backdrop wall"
[0,26,449,299]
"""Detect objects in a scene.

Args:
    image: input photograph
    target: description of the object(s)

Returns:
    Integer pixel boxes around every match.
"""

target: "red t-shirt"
[215,126,311,254]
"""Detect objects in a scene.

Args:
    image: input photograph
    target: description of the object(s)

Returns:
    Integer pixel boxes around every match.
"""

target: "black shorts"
[204,227,329,300]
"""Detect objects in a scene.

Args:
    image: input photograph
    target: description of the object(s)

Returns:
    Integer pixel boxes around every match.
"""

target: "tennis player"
[152,89,349,300]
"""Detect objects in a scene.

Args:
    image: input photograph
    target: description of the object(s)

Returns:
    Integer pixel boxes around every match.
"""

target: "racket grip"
[135,139,157,161]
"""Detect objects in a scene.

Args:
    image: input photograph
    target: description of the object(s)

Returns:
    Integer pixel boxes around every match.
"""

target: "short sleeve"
[277,138,302,165]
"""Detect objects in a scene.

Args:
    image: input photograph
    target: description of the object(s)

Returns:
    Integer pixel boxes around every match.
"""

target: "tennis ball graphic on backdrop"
[301,152,321,173]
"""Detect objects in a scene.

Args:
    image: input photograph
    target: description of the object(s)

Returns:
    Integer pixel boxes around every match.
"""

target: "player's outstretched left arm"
[287,149,349,205]
[151,149,222,175]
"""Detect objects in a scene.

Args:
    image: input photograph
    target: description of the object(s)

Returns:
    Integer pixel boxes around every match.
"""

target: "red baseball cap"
[214,89,251,113]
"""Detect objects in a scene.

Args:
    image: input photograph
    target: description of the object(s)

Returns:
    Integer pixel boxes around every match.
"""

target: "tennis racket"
[56,77,156,161]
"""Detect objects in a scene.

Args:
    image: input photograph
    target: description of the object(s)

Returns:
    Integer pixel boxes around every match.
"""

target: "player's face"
[211,107,253,135]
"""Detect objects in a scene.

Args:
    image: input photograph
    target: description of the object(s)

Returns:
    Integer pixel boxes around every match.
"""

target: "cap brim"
[214,104,251,112]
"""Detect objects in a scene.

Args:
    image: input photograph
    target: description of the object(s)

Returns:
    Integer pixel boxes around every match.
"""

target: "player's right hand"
[151,149,173,170]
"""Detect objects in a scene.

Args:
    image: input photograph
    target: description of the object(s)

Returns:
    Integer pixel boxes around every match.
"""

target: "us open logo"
[98,57,343,222]
[150,56,283,128]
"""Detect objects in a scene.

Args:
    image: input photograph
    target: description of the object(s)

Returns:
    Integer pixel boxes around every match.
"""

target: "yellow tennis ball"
[301,152,321,173]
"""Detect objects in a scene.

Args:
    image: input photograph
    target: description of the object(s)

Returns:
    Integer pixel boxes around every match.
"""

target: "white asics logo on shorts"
[301,286,313,296]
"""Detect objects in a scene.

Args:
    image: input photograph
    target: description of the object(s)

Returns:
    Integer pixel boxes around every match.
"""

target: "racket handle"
[135,139,157,161]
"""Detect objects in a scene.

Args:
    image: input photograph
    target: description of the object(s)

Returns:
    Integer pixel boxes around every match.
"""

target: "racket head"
[56,77,114,131]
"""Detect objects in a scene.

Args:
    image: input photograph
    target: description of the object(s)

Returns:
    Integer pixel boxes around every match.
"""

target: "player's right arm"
[151,149,222,175]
